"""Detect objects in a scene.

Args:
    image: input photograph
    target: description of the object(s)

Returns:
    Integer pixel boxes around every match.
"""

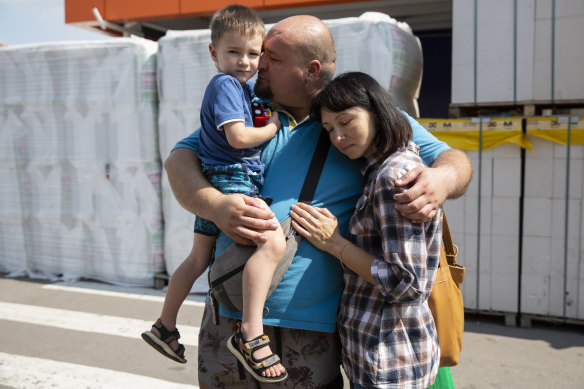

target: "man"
[166,15,472,389]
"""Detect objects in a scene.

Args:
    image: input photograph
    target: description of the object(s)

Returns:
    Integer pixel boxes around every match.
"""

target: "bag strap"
[441,212,458,266]
[298,128,331,203]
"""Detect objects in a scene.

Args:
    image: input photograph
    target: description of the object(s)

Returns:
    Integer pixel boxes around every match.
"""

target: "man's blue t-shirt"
[174,111,450,333]
[198,73,261,168]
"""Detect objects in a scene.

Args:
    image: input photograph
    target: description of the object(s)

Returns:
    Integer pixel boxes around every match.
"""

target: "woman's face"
[321,106,377,159]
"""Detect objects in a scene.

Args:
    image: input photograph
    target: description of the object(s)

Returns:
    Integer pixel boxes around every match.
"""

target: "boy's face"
[209,31,263,85]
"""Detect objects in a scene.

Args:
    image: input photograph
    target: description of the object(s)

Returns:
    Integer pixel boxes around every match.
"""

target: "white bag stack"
[0,38,164,286]
[326,12,423,118]
[157,30,215,291]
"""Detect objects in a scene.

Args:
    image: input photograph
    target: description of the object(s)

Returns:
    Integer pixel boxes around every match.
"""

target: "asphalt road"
[0,276,583,388]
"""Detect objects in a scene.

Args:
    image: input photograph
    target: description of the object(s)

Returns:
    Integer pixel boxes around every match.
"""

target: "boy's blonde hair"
[210,4,265,45]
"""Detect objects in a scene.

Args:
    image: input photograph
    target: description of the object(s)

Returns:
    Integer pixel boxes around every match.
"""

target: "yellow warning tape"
[418,118,532,150]
[526,117,584,145]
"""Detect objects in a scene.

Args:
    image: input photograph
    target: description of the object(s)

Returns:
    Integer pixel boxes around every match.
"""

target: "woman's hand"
[290,203,345,255]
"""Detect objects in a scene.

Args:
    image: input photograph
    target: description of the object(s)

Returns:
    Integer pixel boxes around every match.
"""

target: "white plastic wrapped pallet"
[157,30,216,292]
[0,38,164,286]
[452,0,584,105]
[522,137,584,320]
[435,118,584,321]
[326,12,423,118]
[443,145,522,313]
[157,13,423,292]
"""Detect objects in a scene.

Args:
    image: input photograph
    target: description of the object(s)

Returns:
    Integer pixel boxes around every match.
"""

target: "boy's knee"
[265,231,287,259]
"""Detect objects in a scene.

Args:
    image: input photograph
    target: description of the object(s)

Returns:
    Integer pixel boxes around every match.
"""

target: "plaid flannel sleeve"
[369,163,431,304]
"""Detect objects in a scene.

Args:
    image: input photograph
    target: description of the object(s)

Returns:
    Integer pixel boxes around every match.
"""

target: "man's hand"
[394,149,472,223]
[165,148,278,244]
[393,166,449,223]
[214,194,278,245]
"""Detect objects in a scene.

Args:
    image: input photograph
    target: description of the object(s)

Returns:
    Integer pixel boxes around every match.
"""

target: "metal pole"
[517,118,527,326]
[560,116,575,321]
[474,0,479,106]
[472,117,489,309]
[551,0,556,106]
[513,0,518,105]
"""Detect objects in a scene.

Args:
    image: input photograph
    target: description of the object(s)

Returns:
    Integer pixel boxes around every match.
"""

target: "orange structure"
[65,0,453,40]
[65,0,360,35]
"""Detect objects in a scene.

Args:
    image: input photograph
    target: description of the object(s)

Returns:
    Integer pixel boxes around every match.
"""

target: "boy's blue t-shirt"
[174,111,450,333]
[198,73,261,168]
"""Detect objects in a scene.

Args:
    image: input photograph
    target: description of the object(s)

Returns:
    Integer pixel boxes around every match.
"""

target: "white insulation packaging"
[0,38,164,286]
[157,13,422,292]
[157,29,216,292]
[326,12,423,118]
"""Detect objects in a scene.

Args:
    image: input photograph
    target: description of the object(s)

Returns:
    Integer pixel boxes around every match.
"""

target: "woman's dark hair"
[310,72,412,160]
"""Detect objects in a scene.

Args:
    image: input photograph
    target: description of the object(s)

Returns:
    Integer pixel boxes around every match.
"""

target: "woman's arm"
[368,177,430,302]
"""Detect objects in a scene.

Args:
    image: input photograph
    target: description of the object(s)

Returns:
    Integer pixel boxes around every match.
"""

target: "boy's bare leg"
[151,233,215,349]
[240,220,287,377]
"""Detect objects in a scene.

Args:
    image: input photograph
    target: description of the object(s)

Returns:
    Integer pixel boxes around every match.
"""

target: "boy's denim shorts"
[194,162,264,236]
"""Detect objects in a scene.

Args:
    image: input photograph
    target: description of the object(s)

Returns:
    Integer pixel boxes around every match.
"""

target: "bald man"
[166,15,471,388]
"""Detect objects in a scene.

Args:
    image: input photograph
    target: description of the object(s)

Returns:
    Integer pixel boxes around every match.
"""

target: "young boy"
[141,5,287,382]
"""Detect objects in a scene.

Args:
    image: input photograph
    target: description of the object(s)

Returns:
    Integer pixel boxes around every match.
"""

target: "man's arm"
[164,148,277,244]
[393,148,472,223]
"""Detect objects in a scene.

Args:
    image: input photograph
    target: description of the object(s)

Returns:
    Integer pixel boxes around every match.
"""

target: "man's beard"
[254,78,273,100]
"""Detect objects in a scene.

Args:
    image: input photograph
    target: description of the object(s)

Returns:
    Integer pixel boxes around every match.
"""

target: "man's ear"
[305,60,322,82]
[209,44,217,62]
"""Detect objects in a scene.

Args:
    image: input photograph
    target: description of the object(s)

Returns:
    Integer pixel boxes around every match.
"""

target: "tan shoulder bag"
[428,213,465,367]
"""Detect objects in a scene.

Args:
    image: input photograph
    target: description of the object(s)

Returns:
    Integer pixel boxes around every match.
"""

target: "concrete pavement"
[453,315,584,388]
[0,276,583,388]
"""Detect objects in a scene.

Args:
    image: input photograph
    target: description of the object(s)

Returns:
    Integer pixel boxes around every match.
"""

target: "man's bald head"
[254,15,337,120]
[268,15,336,81]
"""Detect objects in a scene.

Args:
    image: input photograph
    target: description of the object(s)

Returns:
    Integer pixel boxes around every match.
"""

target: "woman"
[290,72,446,388]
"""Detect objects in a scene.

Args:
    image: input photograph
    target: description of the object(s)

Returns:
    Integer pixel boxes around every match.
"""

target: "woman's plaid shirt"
[338,142,442,388]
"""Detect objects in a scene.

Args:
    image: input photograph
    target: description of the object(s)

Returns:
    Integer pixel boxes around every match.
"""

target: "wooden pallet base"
[518,313,584,329]
[464,309,584,328]
[464,309,518,327]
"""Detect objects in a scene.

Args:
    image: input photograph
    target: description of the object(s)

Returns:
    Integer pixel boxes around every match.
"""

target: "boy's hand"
[214,194,278,245]
[267,113,281,135]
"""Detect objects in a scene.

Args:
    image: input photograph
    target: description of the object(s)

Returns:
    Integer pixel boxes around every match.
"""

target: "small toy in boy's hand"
[252,102,271,127]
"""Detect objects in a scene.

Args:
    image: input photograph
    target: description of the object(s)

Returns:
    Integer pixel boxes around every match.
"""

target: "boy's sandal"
[227,326,288,383]
[141,318,187,363]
